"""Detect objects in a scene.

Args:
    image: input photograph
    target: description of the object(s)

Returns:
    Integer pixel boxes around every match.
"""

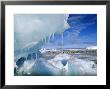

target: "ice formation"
[14,14,97,76]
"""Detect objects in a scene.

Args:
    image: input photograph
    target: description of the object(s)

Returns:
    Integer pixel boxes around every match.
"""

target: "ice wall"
[14,14,69,53]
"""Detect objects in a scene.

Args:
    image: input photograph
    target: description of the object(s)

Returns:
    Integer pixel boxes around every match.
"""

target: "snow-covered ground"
[86,46,97,50]
[40,48,59,53]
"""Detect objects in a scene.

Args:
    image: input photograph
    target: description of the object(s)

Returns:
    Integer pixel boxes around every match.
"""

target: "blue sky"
[43,14,97,49]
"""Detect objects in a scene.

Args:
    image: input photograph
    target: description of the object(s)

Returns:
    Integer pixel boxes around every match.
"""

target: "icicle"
[44,37,47,44]
[48,33,51,43]
[61,32,64,53]
[41,37,43,43]
[52,32,55,40]
[61,15,66,53]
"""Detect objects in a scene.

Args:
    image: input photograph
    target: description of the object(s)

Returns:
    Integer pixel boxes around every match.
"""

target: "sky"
[14,14,97,50]
[43,14,97,49]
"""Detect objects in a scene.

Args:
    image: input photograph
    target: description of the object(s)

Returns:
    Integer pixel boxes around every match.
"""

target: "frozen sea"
[14,50,97,76]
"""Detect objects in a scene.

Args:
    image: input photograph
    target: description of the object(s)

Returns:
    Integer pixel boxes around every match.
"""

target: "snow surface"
[86,46,97,50]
